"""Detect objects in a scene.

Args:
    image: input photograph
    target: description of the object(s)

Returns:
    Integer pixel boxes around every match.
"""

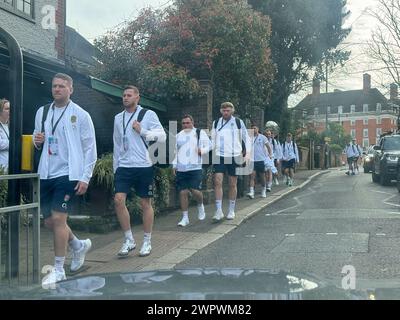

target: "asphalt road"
[177,169,400,289]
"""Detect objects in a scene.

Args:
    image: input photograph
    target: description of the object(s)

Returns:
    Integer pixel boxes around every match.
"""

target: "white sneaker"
[247,192,255,199]
[70,239,92,272]
[288,179,293,187]
[42,268,66,289]
[274,178,280,186]
[198,207,206,221]
[178,217,190,227]
[139,241,152,257]
[118,239,136,257]
[226,211,235,220]
[213,209,224,222]
[261,190,267,198]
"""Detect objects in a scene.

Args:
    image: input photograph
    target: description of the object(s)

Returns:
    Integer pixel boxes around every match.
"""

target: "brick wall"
[55,0,66,60]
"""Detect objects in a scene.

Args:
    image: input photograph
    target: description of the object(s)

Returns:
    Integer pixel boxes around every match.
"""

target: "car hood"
[0,268,388,300]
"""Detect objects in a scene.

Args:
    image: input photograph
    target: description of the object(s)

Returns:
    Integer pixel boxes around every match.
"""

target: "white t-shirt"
[113,105,167,172]
[282,141,299,162]
[0,122,9,171]
[252,134,270,162]
[173,128,212,172]
[47,105,69,179]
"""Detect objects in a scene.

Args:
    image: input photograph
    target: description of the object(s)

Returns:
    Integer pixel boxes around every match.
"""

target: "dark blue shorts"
[252,161,265,174]
[282,159,296,169]
[114,167,155,198]
[176,170,203,192]
[213,157,242,177]
[40,176,77,220]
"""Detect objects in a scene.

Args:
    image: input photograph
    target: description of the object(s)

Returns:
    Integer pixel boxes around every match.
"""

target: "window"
[364,119,369,125]
[351,129,356,138]
[327,106,331,114]
[364,129,369,138]
[377,128,382,137]
[363,139,369,148]
[377,117,382,125]
[314,108,319,116]
[338,106,343,114]
[0,0,34,18]
[351,120,355,126]
[351,105,356,113]
[377,103,382,113]
[363,104,369,113]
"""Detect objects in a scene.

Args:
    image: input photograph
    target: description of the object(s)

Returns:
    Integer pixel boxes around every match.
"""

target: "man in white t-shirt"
[173,115,212,227]
[33,73,97,286]
[281,133,300,187]
[0,98,10,172]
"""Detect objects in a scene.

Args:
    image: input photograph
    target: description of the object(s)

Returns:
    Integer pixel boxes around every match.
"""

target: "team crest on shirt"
[71,115,77,123]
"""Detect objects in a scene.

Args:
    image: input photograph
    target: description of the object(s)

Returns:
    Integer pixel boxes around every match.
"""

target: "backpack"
[137,108,170,168]
[33,103,51,172]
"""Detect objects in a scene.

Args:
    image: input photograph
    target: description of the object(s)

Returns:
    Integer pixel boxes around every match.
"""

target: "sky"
[66,0,388,107]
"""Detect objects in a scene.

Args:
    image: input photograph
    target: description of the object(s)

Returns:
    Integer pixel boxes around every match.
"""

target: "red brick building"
[294,74,398,149]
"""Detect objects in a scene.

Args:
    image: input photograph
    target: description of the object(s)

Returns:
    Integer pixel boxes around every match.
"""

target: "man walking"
[211,102,251,222]
[113,85,166,258]
[282,133,299,187]
[173,115,212,227]
[247,125,272,199]
[0,98,10,172]
[344,140,358,176]
[34,73,97,285]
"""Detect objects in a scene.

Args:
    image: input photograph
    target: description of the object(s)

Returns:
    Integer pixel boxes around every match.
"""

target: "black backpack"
[33,103,51,172]
[137,108,170,168]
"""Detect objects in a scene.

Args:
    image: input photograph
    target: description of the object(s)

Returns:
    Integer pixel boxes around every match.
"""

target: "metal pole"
[0,27,24,279]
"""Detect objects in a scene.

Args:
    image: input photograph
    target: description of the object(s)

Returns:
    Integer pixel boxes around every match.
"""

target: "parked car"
[372,135,400,185]
[363,145,375,173]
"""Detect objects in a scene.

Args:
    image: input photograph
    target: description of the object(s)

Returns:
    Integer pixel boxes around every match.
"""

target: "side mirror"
[373,145,381,151]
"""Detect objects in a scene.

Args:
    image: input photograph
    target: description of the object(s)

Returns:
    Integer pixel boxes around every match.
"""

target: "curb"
[139,170,328,271]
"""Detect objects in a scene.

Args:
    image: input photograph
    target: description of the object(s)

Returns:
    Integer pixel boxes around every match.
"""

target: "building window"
[338,106,343,114]
[377,128,382,138]
[351,105,356,113]
[377,103,382,113]
[351,129,356,138]
[364,119,369,125]
[377,117,382,125]
[364,129,369,138]
[363,104,369,113]
[1,0,34,18]
[327,106,331,114]
[314,108,319,116]
[351,120,355,126]
[363,139,369,148]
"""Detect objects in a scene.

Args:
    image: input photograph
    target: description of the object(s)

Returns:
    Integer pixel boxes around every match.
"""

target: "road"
[177,169,400,289]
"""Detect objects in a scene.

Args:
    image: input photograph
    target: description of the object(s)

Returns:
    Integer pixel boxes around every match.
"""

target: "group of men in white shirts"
[26,72,301,286]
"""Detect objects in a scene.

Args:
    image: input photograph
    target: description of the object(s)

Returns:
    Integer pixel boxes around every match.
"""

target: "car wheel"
[380,173,390,186]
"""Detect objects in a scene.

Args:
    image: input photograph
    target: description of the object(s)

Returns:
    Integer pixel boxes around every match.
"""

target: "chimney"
[363,73,371,92]
[312,79,320,96]
[390,83,398,101]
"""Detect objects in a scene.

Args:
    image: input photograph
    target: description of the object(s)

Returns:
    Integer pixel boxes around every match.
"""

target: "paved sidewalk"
[38,169,328,278]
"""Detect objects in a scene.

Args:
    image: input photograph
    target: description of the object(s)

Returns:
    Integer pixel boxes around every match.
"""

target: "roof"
[65,26,100,67]
[294,88,388,113]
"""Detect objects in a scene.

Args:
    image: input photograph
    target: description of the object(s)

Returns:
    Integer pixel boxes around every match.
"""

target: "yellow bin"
[21,135,34,172]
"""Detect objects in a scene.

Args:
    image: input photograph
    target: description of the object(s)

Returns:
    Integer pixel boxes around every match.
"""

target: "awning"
[89,76,167,112]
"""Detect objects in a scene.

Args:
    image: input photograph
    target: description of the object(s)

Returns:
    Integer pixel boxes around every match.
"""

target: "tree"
[94,0,275,114]
[248,0,351,136]
[367,0,400,87]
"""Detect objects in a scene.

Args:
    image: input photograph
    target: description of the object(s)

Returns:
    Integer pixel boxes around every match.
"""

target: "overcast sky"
[66,0,389,107]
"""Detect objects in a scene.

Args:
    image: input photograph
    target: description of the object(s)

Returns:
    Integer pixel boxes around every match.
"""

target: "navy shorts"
[347,157,356,165]
[176,170,203,192]
[252,161,265,174]
[40,176,77,220]
[114,167,155,198]
[213,157,242,177]
[282,159,296,170]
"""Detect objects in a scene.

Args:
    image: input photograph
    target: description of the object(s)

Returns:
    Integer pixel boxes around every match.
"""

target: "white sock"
[229,200,236,213]
[144,233,152,243]
[182,211,189,220]
[216,200,222,211]
[124,230,134,242]
[268,183,272,188]
[197,204,205,212]
[69,236,83,251]
[249,187,255,193]
[55,256,65,272]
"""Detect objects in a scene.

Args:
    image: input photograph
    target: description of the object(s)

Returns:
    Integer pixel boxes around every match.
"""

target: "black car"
[372,135,400,185]
[363,145,375,173]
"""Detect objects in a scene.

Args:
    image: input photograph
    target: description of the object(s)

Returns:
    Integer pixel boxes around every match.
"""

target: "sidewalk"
[39,169,327,277]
